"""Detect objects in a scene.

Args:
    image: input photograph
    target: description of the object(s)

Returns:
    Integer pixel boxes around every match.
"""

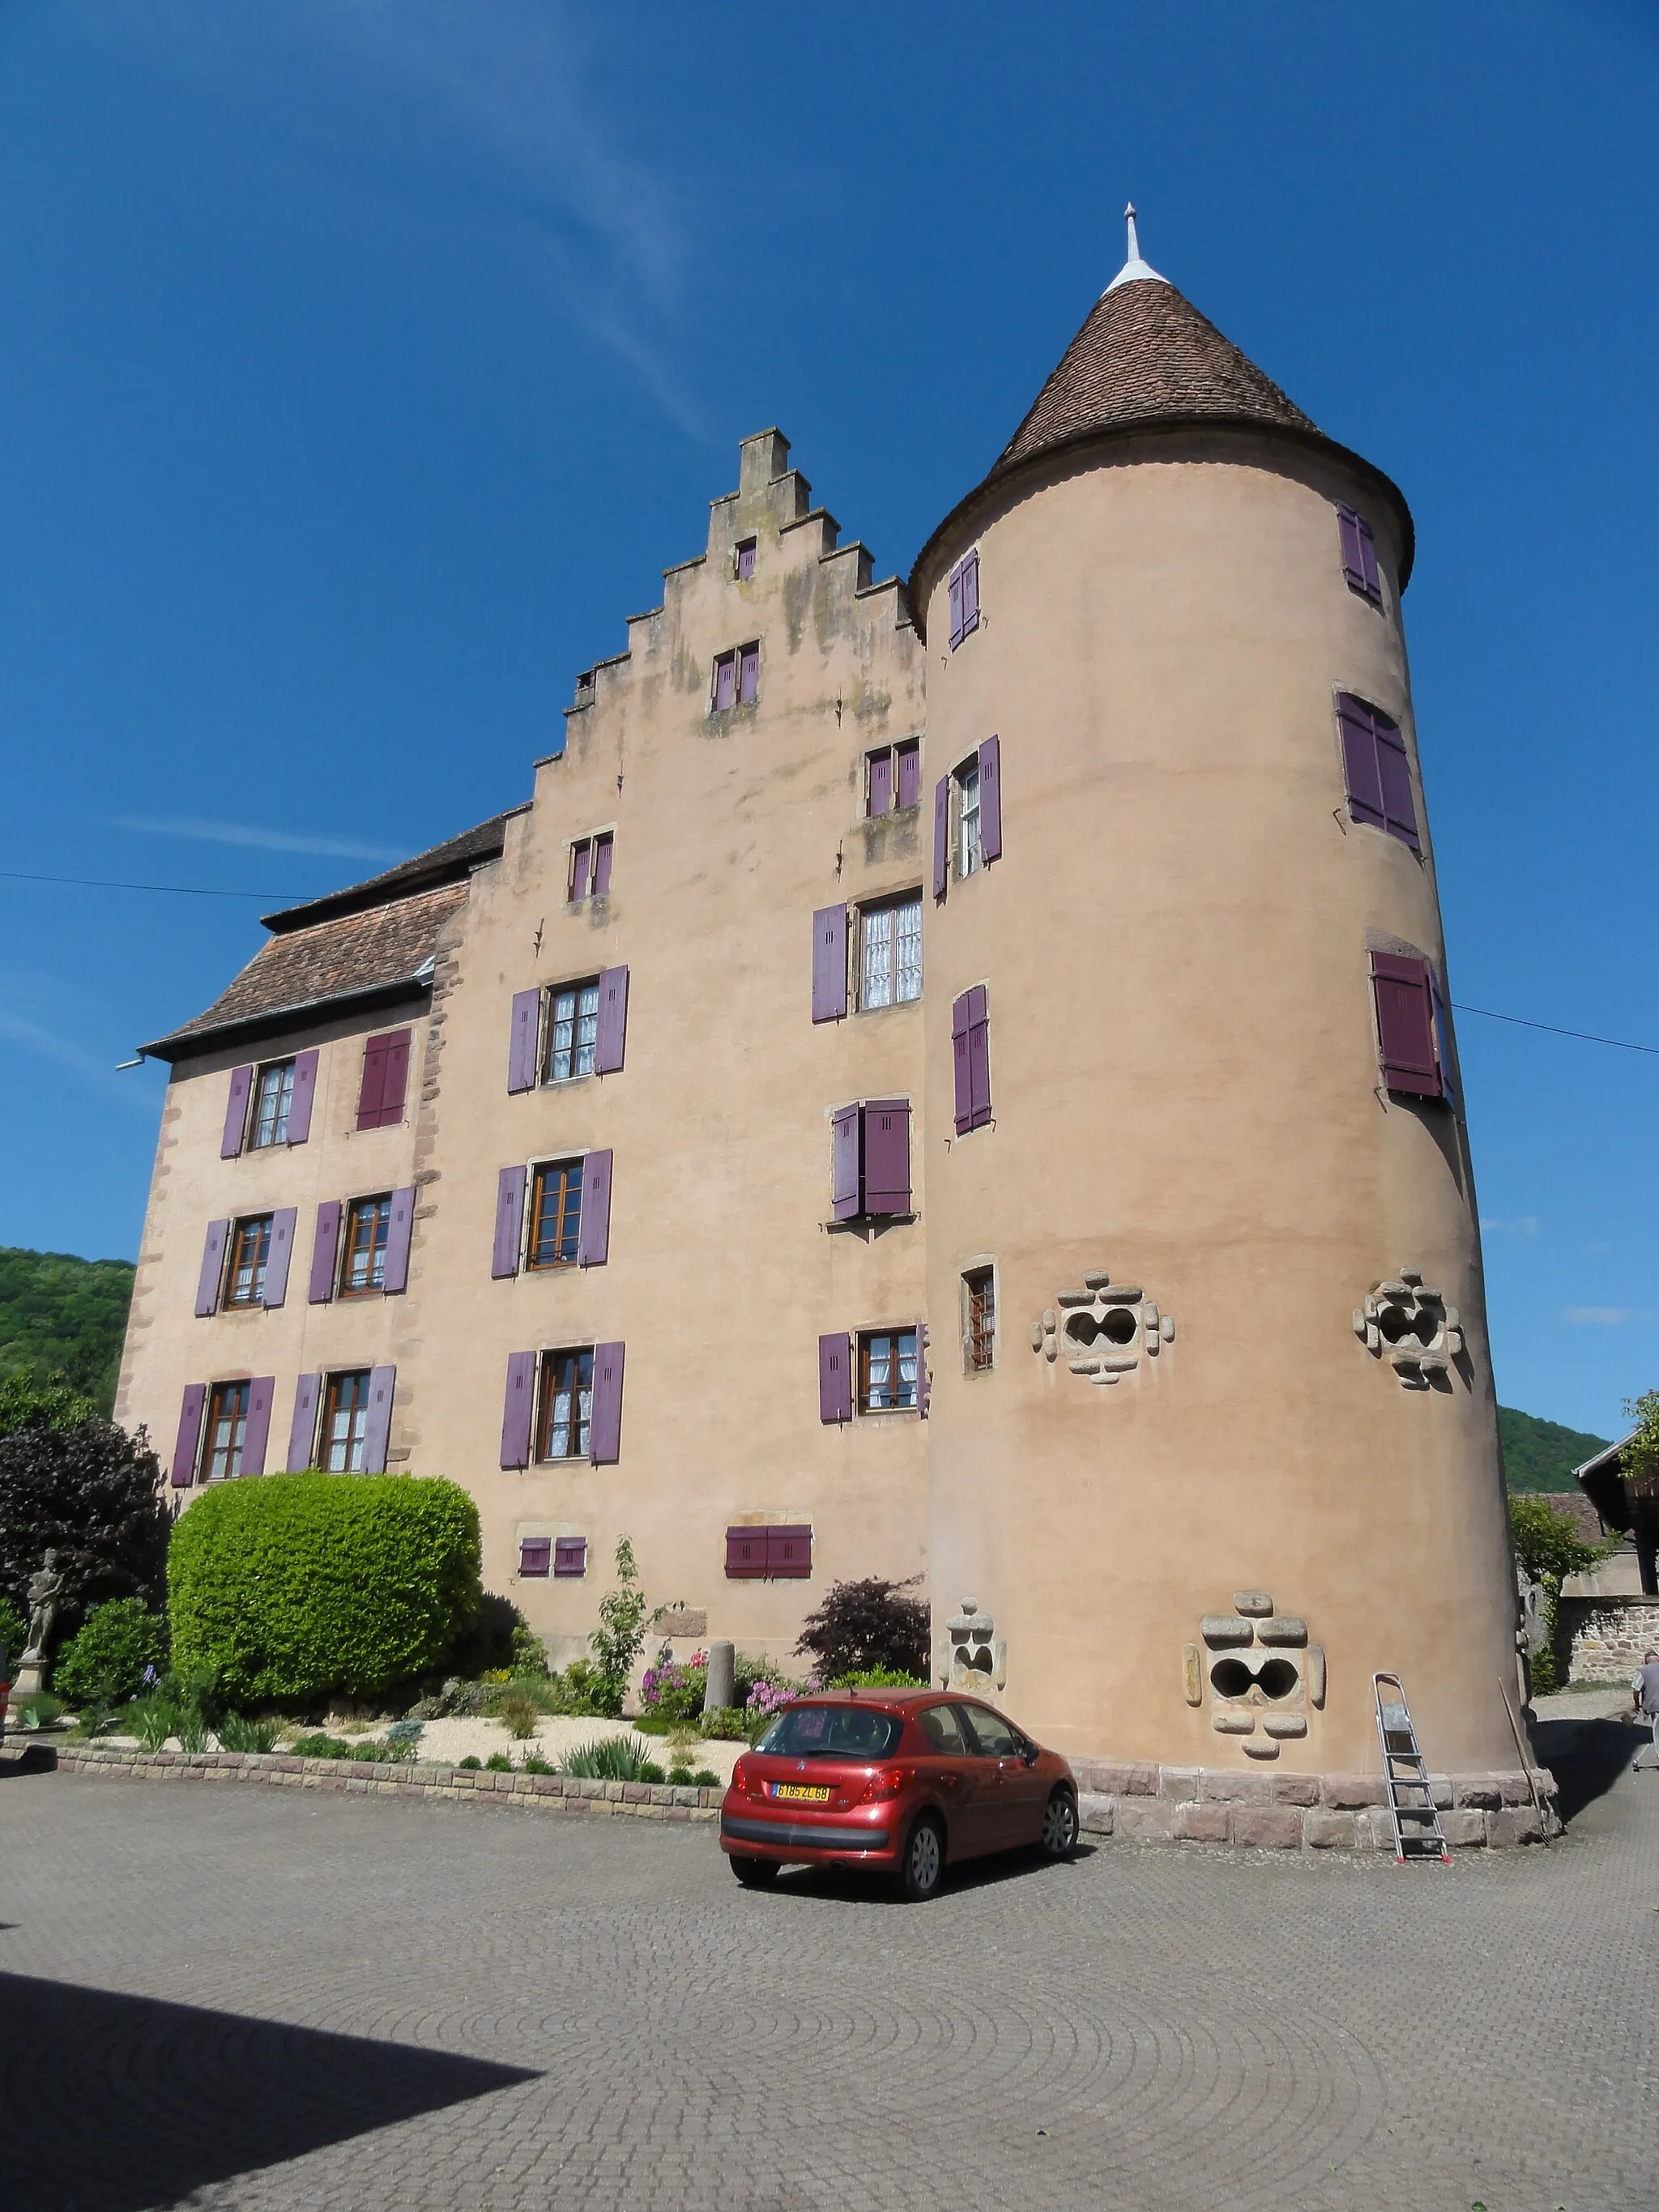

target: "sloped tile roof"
[262,813,511,931]
[143,883,467,1059]
[990,277,1316,482]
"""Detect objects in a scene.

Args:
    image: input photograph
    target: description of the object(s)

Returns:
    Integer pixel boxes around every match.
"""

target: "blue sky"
[1,2,1654,1438]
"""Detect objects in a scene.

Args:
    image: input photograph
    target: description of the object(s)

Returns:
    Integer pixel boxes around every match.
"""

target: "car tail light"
[858,1766,911,1805]
[731,1758,764,1801]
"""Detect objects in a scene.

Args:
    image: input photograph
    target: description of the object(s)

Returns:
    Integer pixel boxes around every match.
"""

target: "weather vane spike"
[1124,201,1140,264]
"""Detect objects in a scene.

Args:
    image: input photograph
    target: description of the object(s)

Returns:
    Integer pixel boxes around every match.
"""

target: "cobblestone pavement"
[2,1725,1656,2212]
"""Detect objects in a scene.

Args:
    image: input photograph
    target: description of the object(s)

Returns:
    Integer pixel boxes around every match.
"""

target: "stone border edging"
[36,1745,1561,1852]
[1073,1760,1560,1850]
[46,1742,722,1822]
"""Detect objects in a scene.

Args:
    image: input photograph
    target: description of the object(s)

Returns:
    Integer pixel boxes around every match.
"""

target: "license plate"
[773,1783,831,1802]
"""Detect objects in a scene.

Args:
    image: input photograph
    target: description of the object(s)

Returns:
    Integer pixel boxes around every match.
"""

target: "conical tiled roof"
[989,274,1316,483]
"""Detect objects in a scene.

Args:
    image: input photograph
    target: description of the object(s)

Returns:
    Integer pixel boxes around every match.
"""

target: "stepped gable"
[142,810,517,1059]
[988,274,1316,483]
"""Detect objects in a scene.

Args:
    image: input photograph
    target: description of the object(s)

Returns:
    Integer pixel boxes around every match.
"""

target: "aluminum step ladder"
[1373,1673,1450,1865]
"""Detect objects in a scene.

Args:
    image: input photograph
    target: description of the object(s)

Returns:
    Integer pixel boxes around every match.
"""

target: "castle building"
[120,218,1523,1790]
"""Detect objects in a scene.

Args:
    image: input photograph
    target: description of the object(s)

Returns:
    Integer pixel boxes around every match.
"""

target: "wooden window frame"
[339,1195,393,1299]
[858,892,923,1012]
[963,1267,996,1375]
[225,1215,274,1308]
[202,1379,251,1481]
[527,1160,584,1272]
[858,1326,921,1415]
[535,1346,595,1463]
[568,833,613,904]
[543,977,601,1085]
[734,538,757,582]
[955,757,982,880]
[249,1059,296,1150]
[321,1370,373,1473]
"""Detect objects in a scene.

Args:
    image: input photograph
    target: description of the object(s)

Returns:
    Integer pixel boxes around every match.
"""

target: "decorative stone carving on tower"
[934,1600,1007,1691]
[1029,1270,1175,1384]
[1353,1266,1463,1388]
[1183,1592,1325,1761]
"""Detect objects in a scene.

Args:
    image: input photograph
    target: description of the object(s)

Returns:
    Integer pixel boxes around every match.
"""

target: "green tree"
[0,1417,171,1646]
[1509,1495,1607,1695]
[1620,1388,1659,1485]
[0,1371,96,1438]
[0,1247,135,1417]
[588,1537,648,1716]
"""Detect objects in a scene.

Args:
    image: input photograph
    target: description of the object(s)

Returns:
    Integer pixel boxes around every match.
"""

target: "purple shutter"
[977,734,1002,862]
[967,987,992,1128]
[960,549,979,638]
[382,1185,415,1294]
[1371,953,1443,1098]
[589,1341,625,1464]
[897,742,921,810]
[1337,504,1367,590]
[818,1332,852,1423]
[287,1048,319,1144]
[519,1537,552,1577]
[593,834,614,896]
[361,1365,395,1474]
[508,989,541,1093]
[493,1166,527,1278]
[577,1149,612,1267]
[356,1038,387,1132]
[221,1066,252,1158]
[831,1104,861,1221]
[868,750,893,817]
[554,1536,586,1577]
[811,904,847,1023]
[726,1527,765,1578]
[736,540,756,581]
[1374,715,1420,851]
[739,642,760,705]
[195,1219,229,1317]
[171,1383,207,1487]
[1337,694,1385,832]
[767,1525,812,1578]
[570,842,591,903]
[951,994,974,1135]
[500,1349,535,1469]
[286,1373,321,1472]
[241,1375,275,1477]
[261,1206,297,1309]
[932,776,949,899]
[714,654,736,711]
[595,965,629,1073]
[863,1099,911,1214]
[309,1200,341,1303]
[948,565,965,650]
[375,1030,411,1127]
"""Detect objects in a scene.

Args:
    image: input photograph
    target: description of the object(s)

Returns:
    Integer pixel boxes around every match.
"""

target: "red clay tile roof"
[143,882,467,1059]
[989,277,1316,480]
[262,813,511,932]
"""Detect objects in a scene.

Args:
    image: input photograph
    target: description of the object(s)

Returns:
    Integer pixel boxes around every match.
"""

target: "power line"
[1451,1003,1659,1058]
[0,869,304,901]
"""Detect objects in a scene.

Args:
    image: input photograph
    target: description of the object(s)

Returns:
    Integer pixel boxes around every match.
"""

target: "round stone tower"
[911,215,1520,1782]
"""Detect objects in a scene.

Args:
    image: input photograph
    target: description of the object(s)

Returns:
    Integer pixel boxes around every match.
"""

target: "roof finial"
[1103,199,1166,296]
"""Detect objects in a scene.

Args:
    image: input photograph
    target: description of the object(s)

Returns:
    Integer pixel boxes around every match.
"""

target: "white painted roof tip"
[1102,199,1167,295]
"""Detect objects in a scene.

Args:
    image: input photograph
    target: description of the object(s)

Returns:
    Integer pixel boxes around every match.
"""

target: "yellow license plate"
[773,1783,832,1802]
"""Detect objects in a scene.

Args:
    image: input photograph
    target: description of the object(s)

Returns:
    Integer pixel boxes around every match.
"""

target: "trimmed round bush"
[52,1596,168,1706]
[168,1473,481,1703]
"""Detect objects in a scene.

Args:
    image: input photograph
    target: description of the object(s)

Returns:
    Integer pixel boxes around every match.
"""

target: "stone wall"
[1073,1759,1558,1851]
[1559,1595,1659,1683]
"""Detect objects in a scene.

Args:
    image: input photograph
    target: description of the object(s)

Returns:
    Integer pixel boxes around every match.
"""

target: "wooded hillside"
[0,1247,135,1417]
[1499,1405,1612,1494]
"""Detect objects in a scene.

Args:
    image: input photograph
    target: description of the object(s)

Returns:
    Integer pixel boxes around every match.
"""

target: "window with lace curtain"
[859,893,922,1011]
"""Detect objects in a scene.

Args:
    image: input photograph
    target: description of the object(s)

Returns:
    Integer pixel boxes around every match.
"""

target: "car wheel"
[898,1814,945,1902]
[1039,1787,1078,1860]
[730,1855,780,1888]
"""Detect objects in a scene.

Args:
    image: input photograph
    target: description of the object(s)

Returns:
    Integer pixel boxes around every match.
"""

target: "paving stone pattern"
[2,1752,1656,2211]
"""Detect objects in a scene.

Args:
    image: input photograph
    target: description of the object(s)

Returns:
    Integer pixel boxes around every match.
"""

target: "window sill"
[853,997,923,1020]
[825,1213,917,1237]
[539,1073,594,1091]
[855,1405,923,1422]
[337,1287,385,1302]
[525,1263,579,1276]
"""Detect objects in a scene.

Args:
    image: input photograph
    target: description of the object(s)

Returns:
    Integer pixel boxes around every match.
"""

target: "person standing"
[1632,1651,1659,1772]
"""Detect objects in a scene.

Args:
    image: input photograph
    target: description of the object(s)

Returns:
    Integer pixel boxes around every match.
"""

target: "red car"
[720,1690,1079,1901]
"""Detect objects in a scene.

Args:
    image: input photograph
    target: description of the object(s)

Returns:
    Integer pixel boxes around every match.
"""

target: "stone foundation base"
[1073,1759,1559,1851]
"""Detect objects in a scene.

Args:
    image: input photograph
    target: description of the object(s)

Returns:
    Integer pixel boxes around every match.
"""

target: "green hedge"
[168,1473,481,1703]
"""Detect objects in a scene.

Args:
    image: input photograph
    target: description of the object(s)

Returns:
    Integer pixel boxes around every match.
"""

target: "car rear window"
[754,1704,904,1761]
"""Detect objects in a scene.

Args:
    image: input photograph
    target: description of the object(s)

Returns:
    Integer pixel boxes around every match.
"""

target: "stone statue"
[22,1550,64,1666]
